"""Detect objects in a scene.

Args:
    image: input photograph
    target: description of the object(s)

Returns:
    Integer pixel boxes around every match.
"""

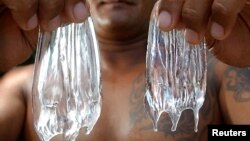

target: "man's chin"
[96,15,134,29]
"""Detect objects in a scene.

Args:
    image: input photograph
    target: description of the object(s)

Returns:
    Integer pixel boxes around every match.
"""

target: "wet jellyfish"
[32,17,102,141]
[145,4,207,133]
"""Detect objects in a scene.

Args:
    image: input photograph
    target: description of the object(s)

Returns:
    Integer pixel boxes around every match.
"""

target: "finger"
[182,0,213,44]
[210,0,247,40]
[157,0,185,31]
[2,0,38,30]
[0,11,38,72]
[0,5,6,13]
[38,0,64,31]
[63,0,89,23]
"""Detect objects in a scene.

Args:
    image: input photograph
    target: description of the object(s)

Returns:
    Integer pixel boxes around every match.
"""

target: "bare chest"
[25,71,222,141]
[75,73,222,141]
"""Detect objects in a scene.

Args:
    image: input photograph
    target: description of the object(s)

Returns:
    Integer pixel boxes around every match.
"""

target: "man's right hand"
[157,0,250,67]
[0,0,89,73]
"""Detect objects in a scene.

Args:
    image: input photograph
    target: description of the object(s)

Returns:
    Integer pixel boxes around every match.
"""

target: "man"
[0,0,250,141]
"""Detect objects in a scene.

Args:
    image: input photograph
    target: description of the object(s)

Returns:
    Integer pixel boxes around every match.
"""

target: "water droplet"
[60,55,65,61]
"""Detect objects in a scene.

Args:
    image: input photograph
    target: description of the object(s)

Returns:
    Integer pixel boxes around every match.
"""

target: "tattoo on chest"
[129,72,147,126]
[225,67,250,102]
[128,69,220,141]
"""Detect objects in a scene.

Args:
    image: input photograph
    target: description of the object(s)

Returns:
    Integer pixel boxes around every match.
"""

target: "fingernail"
[185,29,200,44]
[211,22,224,40]
[48,15,61,31]
[27,14,38,30]
[157,11,172,30]
[73,2,88,22]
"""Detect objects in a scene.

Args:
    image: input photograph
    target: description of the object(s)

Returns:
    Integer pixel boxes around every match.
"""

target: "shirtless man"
[0,0,250,141]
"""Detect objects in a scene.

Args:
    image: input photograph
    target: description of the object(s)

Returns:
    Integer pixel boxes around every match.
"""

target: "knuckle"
[159,0,173,9]
[23,0,37,10]
[40,0,63,11]
[159,0,182,11]
[212,2,231,17]
[164,0,177,5]
[182,8,200,24]
[39,0,63,19]
[10,0,37,11]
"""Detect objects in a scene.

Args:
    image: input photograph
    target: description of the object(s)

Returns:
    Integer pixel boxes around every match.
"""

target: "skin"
[0,0,89,72]
[0,0,250,72]
[1,53,250,141]
[158,0,250,67]
[0,0,250,141]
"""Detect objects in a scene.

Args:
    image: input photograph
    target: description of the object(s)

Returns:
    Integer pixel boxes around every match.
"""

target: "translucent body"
[145,11,207,132]
[32,17,101,141]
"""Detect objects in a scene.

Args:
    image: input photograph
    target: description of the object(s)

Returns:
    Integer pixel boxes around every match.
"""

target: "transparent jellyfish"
[32,17,101,141]
[145,6,207,132]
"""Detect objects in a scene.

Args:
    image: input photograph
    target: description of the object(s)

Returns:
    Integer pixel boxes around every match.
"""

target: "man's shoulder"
[207,51,250,87]
[0,64,34,94]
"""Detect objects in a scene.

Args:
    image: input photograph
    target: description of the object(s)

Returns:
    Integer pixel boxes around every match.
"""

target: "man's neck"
[98,33,147,73]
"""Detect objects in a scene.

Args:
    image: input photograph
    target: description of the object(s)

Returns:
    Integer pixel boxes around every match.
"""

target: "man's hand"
[157,0,250,67]
[0,0,89,73]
